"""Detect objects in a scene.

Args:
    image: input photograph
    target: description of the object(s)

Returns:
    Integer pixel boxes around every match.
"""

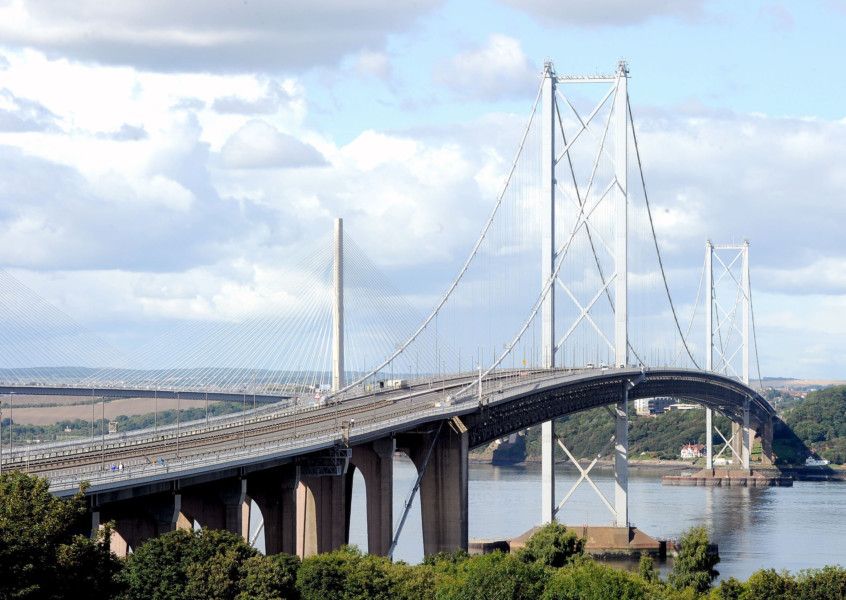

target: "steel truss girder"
[463,372,771,449]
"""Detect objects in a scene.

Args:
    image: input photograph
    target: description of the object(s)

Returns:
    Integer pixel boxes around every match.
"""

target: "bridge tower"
[332,217,344,392]
[541,61,630,529]
[704,241,752,470]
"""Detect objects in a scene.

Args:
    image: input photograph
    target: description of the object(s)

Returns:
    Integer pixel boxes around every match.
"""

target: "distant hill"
[781,385,846,464]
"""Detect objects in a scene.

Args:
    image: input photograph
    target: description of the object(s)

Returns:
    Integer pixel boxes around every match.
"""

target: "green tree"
[668,526,720,593]
[295,546,358,600]
[237,553,300,600]
[638,554,658,584]
[55,524,125,599]
[518,523,585,568]
[541,559,651,600]
[389,562,436,600]
[710,577,744,600]
[121,528,258,600]
[0,471,121,600]
[794,566,846,600]
[741,569,796,599]
[341,551,396,600]
[452,552,549,600]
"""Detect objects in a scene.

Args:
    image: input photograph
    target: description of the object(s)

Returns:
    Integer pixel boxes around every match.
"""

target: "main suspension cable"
[627,96,700,369]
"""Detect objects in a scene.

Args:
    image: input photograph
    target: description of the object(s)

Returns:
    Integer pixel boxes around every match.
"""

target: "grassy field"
[2,396,217,425]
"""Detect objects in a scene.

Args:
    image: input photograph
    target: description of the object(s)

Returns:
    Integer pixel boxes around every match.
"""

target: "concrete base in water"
[471,525,667,560]
[662,467,793,487]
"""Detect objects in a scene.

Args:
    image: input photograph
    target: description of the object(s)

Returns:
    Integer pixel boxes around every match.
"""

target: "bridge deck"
[0,368,772,498]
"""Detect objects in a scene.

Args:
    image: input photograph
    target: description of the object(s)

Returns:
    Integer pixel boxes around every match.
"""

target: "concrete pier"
[662,468,792,487]
[350,439,394,556]
[296,472,352,556]
[180,479,249,539]
[508,525,666,559]
[100,492,181,557]
[398,419,469,556]
[246,466,299,555]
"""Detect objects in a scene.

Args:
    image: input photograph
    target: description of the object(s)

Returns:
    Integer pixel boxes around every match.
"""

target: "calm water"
[250,457,845,581]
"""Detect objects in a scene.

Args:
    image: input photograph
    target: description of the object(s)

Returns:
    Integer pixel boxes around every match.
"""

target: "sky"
[0,0,845,379]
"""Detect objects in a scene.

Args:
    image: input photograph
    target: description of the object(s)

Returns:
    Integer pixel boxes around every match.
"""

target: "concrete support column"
[101,492,180,557]
[760,415,775,466]
[350,438,394,556]
[247,466,299,555]
[705,408,713,470]
[296,473,350,557]
[91,509,101,540]
[614,386,629,528]
[399,420,468,557]
[742,400,751,470]
[181,479,249,540]
[220,479,249,539]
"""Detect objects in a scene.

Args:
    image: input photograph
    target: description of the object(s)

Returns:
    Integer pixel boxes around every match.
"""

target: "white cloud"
[435,34,538,100]
[0,0,440,71]
[353,50,392,80]
[219,120,327,169]
[499,0,706,26]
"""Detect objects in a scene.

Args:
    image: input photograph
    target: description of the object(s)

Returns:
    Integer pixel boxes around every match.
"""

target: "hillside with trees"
[782,385,846,464]
[512,408,734,462]
[485,393,844,466]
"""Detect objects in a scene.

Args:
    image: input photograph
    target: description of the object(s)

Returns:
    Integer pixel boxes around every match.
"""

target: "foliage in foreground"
[0,471,123,600]
[1,473,845,600]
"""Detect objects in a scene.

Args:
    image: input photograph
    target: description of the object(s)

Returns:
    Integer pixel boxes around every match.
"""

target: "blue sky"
[305,0,846,138]
[0,0,845,379]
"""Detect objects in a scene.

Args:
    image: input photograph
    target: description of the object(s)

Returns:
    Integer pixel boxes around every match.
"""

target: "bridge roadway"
[1,367,773,500]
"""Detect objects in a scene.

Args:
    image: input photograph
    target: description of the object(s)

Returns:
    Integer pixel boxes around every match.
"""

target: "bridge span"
[0,60,776,560]
[0,367,774,558]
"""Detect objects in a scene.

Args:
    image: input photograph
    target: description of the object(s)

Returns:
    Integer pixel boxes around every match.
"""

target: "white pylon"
[704,241,752,470]
[540,60,630,527]
[332,218,344,392]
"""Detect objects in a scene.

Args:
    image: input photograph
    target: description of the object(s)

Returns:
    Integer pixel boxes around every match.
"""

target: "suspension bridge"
[0,61,774,558]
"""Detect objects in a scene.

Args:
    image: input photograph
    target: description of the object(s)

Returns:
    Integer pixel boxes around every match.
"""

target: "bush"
[541,559,652,600]
[638,554,658,584]
[0,471,122,600]
[742,569,796,599]
[668,526,720,593]
[519,523,585,568]
[238,553,300,600]
[454,552,549,600]
[122,528,258,600]
[710,576,744,599]
[795,566,846,600]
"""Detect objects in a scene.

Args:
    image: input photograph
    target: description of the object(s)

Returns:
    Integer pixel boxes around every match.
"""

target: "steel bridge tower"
[704,241,753,470]
[540,60,630,529]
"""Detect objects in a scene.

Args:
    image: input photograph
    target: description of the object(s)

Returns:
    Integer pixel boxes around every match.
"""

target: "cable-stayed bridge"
[0,61,774,558]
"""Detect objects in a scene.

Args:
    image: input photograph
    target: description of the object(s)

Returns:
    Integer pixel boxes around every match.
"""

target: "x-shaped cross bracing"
[553,434,618,520]
[712,424,744,464]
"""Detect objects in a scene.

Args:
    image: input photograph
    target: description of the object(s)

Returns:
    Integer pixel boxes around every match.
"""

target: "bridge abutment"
[399,419,468,557]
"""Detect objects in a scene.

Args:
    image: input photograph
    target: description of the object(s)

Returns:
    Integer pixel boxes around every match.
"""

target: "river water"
[343,457,845,581]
